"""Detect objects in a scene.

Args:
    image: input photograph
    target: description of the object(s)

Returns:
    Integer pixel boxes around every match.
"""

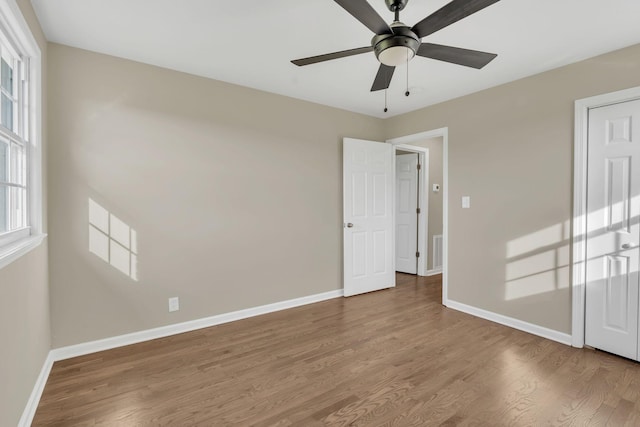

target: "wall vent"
[433,234,443,270]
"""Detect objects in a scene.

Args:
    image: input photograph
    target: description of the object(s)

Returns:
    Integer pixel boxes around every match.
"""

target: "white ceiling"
[32,0,640,118]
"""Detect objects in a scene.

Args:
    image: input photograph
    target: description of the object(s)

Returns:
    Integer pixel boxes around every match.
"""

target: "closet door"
[585,99,640,361]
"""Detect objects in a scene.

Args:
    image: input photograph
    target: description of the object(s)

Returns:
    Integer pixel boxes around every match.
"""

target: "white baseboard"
[445,300,572,346]
[18,351,54,427]
[51,288,344,361]
[425,268,443,277]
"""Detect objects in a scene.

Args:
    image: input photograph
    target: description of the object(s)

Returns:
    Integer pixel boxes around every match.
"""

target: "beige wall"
[385,43,640,334]
[404,137,443,271]
[0,1,49,426]
[0,246,49,426]
[44,37,640,347]
[47,43,385,347]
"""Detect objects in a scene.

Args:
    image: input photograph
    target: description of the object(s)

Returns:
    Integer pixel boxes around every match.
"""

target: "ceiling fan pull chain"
[405,49,410,97]
[384,88,388,113]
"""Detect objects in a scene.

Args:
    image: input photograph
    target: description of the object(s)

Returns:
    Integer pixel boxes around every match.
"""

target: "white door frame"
[393,145,429,276]
[572,85,640,348]
[387,128,449,306]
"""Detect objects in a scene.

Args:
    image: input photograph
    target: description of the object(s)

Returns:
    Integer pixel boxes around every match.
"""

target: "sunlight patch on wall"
[505,265,570,301]
[504,221,570,301]
[506,222,569,259]
[505,199,640,301]
[582,197,640,281]
[506,248,569,279]
[88,198,138,281]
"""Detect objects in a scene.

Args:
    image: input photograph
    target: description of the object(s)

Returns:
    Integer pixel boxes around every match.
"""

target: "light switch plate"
[462,196,471,209]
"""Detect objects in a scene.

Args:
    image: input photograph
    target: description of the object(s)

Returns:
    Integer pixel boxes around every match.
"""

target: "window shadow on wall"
[88,198,138,281]
[504,199,639,301]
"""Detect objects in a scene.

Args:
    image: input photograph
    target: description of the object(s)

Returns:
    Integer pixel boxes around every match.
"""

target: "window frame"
[0,0,44,270]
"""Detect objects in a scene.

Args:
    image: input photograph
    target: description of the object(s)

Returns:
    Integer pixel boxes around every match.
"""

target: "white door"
[395,154,418,274]
[585,99,640,360]
[343,138,394,297]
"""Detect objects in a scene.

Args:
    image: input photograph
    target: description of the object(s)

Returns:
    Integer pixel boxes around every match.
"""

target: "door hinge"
[416,251,420,258]
[417,163,422,170]
[416,207,421,214]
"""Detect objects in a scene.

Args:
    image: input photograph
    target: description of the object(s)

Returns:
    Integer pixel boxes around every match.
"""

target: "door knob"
[621,243,633,249]
[346,223,354,228]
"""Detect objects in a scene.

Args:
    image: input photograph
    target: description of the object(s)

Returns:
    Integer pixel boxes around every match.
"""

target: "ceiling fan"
[291,0,501,92]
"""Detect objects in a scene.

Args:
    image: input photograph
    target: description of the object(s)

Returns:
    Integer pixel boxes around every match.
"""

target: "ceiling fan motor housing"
[372,25,420,65]
[385,0,409,12]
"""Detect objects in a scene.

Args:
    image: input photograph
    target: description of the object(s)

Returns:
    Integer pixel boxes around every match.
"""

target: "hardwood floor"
[34,273,640,426]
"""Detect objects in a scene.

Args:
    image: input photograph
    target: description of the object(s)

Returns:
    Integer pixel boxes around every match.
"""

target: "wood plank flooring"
[33,274,640,426]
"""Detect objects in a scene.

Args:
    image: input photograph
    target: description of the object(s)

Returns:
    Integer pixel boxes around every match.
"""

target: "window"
[0,0,43,268]
[0,39,27,237]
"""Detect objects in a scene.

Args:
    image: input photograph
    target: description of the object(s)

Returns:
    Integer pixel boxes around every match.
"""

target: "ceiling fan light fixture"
[372,26,420,67]
[378,45,415,66]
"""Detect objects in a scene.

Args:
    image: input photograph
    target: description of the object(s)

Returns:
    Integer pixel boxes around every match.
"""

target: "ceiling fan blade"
[417,43,497,69]
[334,0,391,35]
[411,0,501,39]
[291,46,373,66]
[371,64,395,91]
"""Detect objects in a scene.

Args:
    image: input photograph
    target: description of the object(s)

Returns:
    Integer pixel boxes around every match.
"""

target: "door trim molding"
[387,128,449,306]
[572,86,640,348]
[392,145,429,276]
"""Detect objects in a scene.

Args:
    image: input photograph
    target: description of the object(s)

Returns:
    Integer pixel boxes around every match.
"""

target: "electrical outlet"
[168,297,180,312]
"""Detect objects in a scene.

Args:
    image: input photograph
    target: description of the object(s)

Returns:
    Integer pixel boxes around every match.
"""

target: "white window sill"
[0,233,47,271]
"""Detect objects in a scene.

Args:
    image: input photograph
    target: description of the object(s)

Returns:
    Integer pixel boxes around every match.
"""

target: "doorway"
[573,86,640,358]
[388,128,448,305]
[394,147,427,276]
[341,129,449,304]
